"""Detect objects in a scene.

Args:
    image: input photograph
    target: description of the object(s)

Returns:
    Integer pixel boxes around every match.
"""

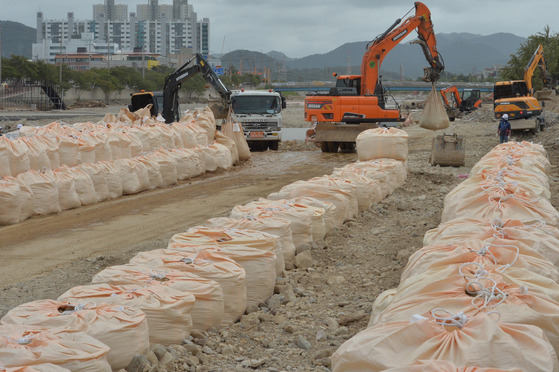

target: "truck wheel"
[269,141,279,151]
[339,143,356,153]
[327,142,339,153]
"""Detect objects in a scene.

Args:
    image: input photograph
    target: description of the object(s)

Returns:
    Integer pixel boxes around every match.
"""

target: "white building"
[33,0,210,64]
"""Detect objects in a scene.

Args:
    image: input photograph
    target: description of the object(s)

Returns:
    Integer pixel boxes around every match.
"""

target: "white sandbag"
[146,151,178,187]
[0,178,22,225]
[356,127,408,162]
[53,167,82,211]
[137,155,163,190]
[19,137,51,171]
[76,163,110,203]
[16,170,61,215]
[419,84,450,130]
[194,106,217,143]
[6,138,30,176]
[116,158,150,195]
[0,137,12,177]
[98,161,123,199]
[57,135,81,167]
[68,167,97,206]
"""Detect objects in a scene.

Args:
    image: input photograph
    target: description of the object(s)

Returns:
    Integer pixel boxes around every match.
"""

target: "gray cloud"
[8,0,559,58]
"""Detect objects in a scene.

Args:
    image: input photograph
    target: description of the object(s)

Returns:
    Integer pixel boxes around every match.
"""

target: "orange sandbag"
[0,179,22,225]
[332,312,558,371]
[91,264,224,331]
[442,181,559,226]
[58,283,195,346]
[0,325,111,371]
[356,127,408,162]
[16,170,61,216]
[0,363,71,371]
[205,215,295,268]
[424,218,559,267]
[401,240,559,283]
[372,280,559,352]
[419,84,450,131]
[269,181,352,227]
[168,233,276,307]
[471,143,550,179]
[169,226,284,274]
[383,360,523,371]
[231,198,326,250]
[129,248,246,326]
[1,300,149,370]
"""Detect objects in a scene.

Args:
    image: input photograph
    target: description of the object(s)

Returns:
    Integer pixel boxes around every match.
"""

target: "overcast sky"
[7,0,559,58]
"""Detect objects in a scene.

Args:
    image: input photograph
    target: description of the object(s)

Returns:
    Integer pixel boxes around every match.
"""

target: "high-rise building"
[33,0,209,63]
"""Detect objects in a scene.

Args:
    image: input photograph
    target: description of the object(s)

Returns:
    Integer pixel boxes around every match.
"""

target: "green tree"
[500,26,559,90]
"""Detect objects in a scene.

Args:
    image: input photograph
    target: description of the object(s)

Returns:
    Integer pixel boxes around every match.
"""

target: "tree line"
[0,56,266,102]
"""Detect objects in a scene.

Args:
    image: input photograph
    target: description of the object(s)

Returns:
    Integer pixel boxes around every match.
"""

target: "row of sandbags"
[0,151,409,370]
[332,141,559,371]
[0,106,250,179]
[0,106,254,226]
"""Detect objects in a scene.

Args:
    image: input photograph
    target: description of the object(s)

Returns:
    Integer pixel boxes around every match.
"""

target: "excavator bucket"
[534,88,555,101]
[430,133,465,167]
[208,100,230,120]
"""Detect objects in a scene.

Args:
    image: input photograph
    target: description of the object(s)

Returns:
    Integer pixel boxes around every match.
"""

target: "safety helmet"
[502,114,508,120]
[16,123,23,129]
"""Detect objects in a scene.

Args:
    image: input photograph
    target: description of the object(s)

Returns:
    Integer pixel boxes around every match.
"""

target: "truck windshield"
[232,96,280,114]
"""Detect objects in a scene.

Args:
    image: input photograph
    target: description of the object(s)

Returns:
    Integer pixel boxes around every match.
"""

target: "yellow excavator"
[493,44,551,121]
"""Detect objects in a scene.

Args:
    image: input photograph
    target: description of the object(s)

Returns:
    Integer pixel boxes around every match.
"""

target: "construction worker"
[498,114,511,143]
[0,126,3,136]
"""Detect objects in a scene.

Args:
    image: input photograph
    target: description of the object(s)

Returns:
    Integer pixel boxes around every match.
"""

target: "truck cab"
[230,90,286,151]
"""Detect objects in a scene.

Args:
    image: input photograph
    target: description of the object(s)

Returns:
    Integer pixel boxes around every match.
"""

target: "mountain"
[285,32,526,78]
[0,21,35,58]
[266,51,293,62]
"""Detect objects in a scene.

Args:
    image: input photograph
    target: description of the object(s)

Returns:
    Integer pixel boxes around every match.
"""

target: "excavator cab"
[129,91,163,117]
[460,89,481,112]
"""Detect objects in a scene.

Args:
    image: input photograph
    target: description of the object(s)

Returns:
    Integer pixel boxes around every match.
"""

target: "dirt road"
[1,102,559,371]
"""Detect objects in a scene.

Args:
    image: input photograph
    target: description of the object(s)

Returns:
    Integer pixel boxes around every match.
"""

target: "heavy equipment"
[440,86,482,120]
[493,44,550,132]
[129,53,231,123]
[304,2,444,152]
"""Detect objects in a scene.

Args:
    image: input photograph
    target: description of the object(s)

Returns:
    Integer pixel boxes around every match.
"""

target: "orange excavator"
[304,2,444,152]
[440,86,482,121]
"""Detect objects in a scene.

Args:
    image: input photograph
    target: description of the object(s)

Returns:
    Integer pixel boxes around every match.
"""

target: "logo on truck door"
[307,100,333,110]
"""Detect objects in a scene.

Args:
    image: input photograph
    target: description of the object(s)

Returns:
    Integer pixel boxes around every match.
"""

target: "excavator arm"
[440,86,462,108]
[523,44,551,93]
[162,53,231,123]
[360,1,444,95]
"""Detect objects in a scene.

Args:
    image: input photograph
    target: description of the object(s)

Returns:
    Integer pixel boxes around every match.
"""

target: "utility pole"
[142,45,145,79]
[59,27,63,83]
[107,20,110,70]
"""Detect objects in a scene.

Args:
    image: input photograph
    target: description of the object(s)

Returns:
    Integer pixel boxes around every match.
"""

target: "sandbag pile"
[1,136,409,369]
[332,141,559,371]
[0,106,252,226]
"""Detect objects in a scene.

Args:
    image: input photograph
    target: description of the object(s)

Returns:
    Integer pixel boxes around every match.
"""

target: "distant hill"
[0,21,35,58]
[285,32,526,78]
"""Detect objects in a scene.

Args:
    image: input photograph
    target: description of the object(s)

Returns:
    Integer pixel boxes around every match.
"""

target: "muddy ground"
[1,97,559,371]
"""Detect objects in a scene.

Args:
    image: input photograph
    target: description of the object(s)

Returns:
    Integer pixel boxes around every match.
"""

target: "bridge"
[273,82,493,93]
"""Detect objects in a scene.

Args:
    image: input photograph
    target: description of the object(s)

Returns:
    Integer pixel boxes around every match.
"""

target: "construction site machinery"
[304,2,444,153]
[129,53,231,123]
[493,44,551,131]
[440,86,481,121]
[430,133,465,167]
[230,89,286,151]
